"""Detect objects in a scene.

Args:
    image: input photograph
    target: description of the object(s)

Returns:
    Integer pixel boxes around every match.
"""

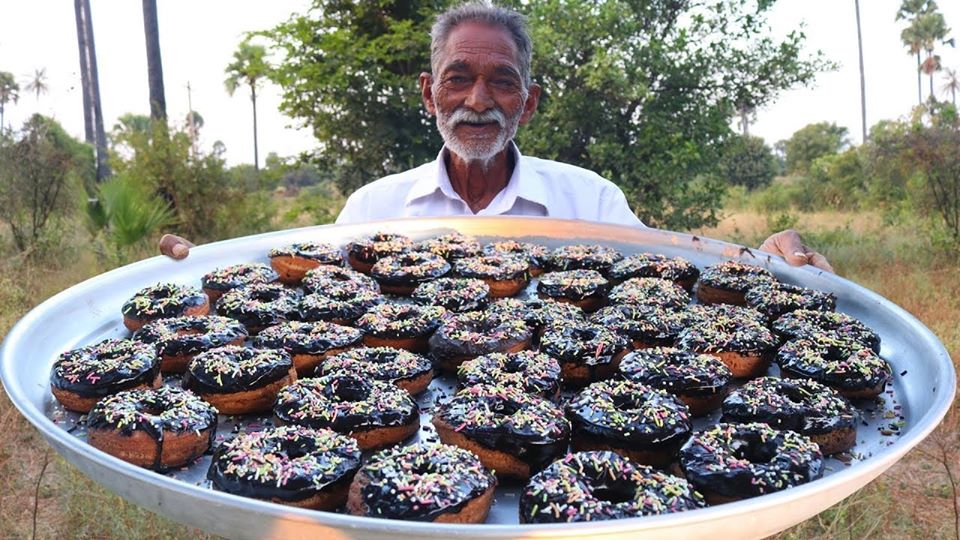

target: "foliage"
[718,134,778,190]
[108,119,265,242]
[261,1,445,195]
[0,70,19,131]
[225,40,270,168]
[262,0,830,230]
[87,173,176,259]
[807,149,865,210]
[783,122,848,174]
[900,103,960,242]
[0,115,92,253]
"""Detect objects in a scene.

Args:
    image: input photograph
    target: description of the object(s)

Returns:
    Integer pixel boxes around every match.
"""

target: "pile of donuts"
[49,230,891,524]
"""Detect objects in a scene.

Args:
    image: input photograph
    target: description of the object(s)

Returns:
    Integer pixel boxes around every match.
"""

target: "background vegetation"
[1,0,959,538]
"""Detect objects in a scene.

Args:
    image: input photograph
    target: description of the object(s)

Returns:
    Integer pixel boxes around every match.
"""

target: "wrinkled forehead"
[435,21,522,76]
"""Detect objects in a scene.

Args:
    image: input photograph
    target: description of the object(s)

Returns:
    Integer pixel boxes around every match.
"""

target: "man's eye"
[446,76,469,84]
[493,79,517,88]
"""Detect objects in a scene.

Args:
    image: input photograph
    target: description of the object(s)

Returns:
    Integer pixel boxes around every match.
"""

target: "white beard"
[434,97,523,166]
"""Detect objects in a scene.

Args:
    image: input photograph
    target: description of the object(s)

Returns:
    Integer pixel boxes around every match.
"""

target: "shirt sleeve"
[599,185,646,228]
[335,191,365,225]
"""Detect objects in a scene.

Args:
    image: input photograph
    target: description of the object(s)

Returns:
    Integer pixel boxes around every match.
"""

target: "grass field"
[0,207,957,539]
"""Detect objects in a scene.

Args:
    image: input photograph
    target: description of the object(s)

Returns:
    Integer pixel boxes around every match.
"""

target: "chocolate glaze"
[435,384,570,471]
[121,283,207,320]
[589,304,677,346]
[208,425,361,502]
[619,347,732,398]
[51,339,160,398]
[302,265,380,295]
[722,376,857,436]
[201,263,279,293]
[537,270,609,301]
[416,232,483,260]
[371,251,451,287]
[776,333,891,393]
[297,288,384,323]
[483,240,547,271]
[539,320,629,369]
[698,260,775,293]
[133,316,248,358]
[318,347,433,385]
[274,373,418,432]
[216,283,301,331]
[182,346,293,394]
[412,277,490,312]
[457,351,562,400]
[268,241,343,265]
[454,254,530,282]
[682,303,767,329]
[676,316,778,355]
[355,303,447,339]
[608,253,700,284]
[520,451,706,523]
[487,297,585,333]
[358,442,495,521]
[428,311,531,361]
[566,380,692,450]
[255,320,363,356]
[744,282,837,321]
[679,422,823,499]
[607,277,691,309]
[347,232,414,264]
[86,386,217,471]
[546,244,623,273]
[772,309,881,353]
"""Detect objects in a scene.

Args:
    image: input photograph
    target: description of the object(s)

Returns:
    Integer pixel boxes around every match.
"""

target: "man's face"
[421,22,540,163]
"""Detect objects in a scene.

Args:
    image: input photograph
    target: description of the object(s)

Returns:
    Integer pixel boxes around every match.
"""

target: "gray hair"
[430,2,533,88]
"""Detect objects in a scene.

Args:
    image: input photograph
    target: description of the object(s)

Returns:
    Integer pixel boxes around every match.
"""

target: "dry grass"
[0,209,957,538]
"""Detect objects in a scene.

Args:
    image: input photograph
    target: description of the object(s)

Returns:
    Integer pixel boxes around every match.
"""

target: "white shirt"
[335,143,645,227]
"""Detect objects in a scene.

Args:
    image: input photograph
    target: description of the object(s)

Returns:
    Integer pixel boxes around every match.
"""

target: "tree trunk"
[142,0,166,121]
[917,51,923,105]
[75,0,111,181]
[74,0,94,144]
[251,85,259,171]
[855,0,867,142]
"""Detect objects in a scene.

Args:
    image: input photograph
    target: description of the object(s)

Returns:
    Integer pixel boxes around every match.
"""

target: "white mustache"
[448,108,506,128]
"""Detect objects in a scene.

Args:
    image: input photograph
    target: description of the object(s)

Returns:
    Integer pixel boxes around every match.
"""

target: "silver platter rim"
[1,216,954,539]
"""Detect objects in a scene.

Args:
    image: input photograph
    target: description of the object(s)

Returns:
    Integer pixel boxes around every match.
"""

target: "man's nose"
[464,78,494,112]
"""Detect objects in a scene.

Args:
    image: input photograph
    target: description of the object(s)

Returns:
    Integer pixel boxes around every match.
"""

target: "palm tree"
[942,68,959,105]
[897,0,937,104]
[855,0,867,142]
[74,0,110,181]
[24,68,48,101]
[225,41,269,171]
[142,0,166,120]
[0,71,19,133]
[913,11,953,100]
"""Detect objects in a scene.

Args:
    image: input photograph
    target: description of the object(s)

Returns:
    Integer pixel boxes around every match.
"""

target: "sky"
[0,0,958,166]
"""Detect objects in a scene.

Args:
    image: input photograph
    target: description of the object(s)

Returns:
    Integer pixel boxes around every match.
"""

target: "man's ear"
[519,82,541,125]
[420,72,436,116]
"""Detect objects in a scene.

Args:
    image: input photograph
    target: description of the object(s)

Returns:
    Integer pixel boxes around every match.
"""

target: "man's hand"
[159,234,195,260]
[759,229,834,273]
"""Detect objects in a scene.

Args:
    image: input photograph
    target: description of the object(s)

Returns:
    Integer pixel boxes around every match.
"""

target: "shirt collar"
[403,142,550,213]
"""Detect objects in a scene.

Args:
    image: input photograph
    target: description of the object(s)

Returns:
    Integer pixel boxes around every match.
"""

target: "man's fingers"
[159,234,194,260]
[808,252,835,273]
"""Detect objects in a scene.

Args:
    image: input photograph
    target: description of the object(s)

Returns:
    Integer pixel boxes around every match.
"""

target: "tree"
[942,68,959,105]
[263,0,829,229]
[225,41,270,171]
[24,68,48,102]
[74,0,110,181]
[897,0,936,104]
[912,10,953,99]
[0,71,18,132]
[142,0,166,120]
[0,115,93,252]
[784,122,849,174]
[855,0,867,142]
[902,103,960,242]
[718,135,778,190]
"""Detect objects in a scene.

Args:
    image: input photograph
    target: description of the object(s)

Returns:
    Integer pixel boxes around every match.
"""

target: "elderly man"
[161,2,831,272]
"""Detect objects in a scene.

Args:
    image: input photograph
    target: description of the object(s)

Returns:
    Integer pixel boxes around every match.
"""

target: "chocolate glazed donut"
[370,251,451,295]
[428,310,532,373]
[566,379,692,467]
[208,425,361,509]
[776,333,891,399]
[722,376,858,454]
[457,350,562,401]
[317,347,434,395]
[254,320,363,375]
[618,347,733,416]
[346,232,414,274]
[215,282,301,334]
[537,269,610,312]
[744,281,837,322]
[133,315,248,373]
[539,320,630,387]
[86,386,218,471]
[772,309,881,353]
[676,316,778,379]
[347,442,496,523]
[201,263,279,302]
[121,283,210,332]
[433,384,571,479]
[50,339,162,413]
[520,451,706,523]
[695,260,775,306]
[268,241,344,284]
[607,253,701,291]
[678,422,823,504]
[182,346,297,414]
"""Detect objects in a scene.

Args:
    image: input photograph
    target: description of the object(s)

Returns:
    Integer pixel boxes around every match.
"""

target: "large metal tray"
[1,217,954,539]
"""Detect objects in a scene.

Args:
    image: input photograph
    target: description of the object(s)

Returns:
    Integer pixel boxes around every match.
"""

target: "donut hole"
[149,288,174,300]
[250,290,279,303]
[780,384,808,405]
[591,480,636,504]
[611,394,643,412]
[328,378,370,402]
[139,404,165,417]
[730,439,777,464]
[501,359,526,374]
[488,398,520,417]
[571,328,600,342]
